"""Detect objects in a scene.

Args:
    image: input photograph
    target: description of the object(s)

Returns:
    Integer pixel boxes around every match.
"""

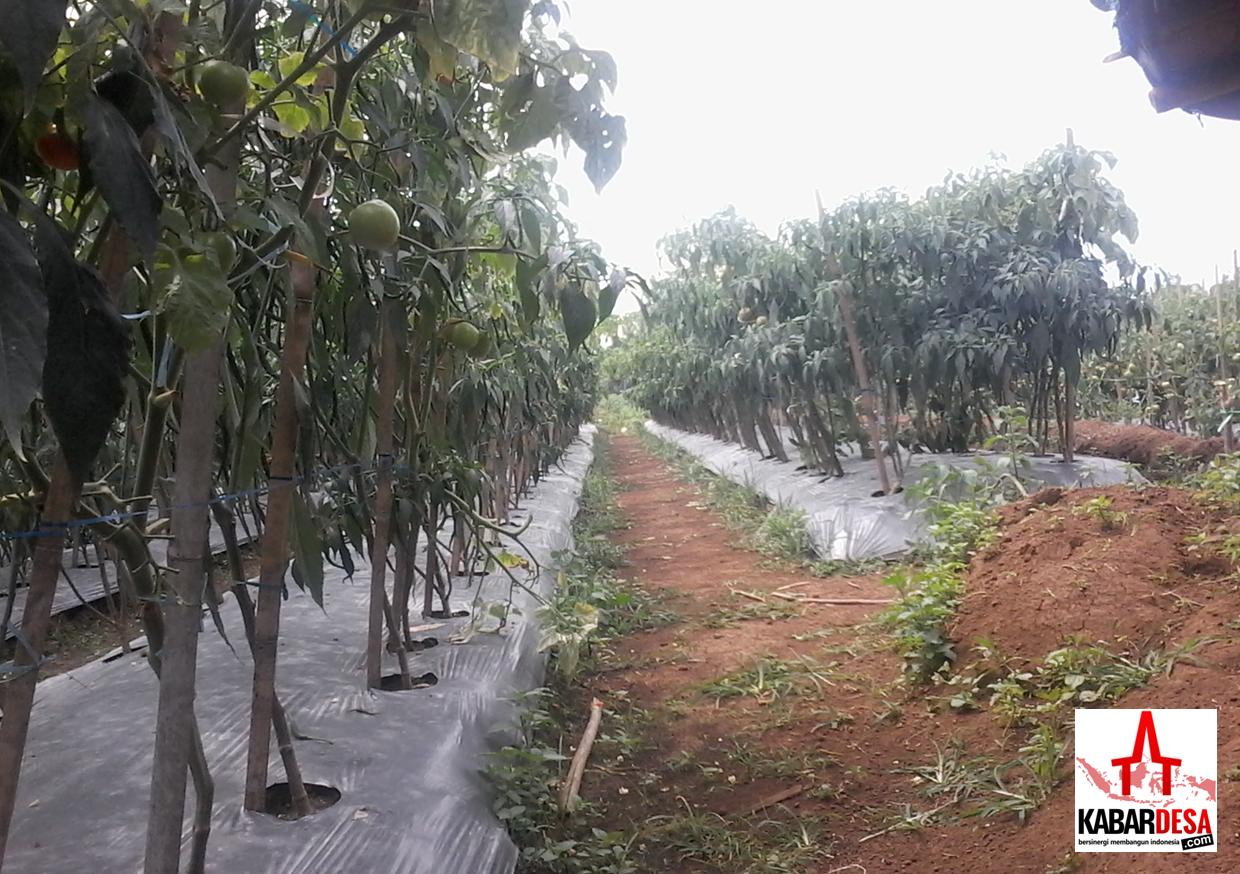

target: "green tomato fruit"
[755,315,768,327]
[448,320,482,352]
[349,199,401,251]
[737,306,755,323]
[198,60,251,107]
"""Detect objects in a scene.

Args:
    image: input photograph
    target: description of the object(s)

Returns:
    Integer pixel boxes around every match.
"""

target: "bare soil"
[564,434,1240,873]
[1075,420,1222,467]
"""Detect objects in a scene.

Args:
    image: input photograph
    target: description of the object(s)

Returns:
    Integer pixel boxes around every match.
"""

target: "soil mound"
[1074,419,1222,466]
[951,485,1231,664]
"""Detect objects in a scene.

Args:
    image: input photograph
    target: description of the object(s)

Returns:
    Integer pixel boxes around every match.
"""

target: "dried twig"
[745,783,806,815]
[559,697,604,812]
[768,591,892,606]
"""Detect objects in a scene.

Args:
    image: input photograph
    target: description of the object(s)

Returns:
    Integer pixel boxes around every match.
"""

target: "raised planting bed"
[4,429,595,874]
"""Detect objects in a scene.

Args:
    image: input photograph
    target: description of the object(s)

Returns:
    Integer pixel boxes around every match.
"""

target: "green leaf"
[597,268,624,322]
[432,0,530,79]
[559,282,596,352]
[80,91,162,258]
[0,211,47,455]
[0,0,68,107]
[271,99,313,136]
[516,256,543,327]
[151,244,234,352]
[33,212,129,482]
[277,52,322,87]
[505,86,559,152]
[290,491,325,606]
[496,550,528,569]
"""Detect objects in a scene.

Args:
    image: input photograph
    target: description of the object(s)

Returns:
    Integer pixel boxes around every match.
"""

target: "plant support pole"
[366,292,404,689]
[244,253,317,811]
[143,338,225,874]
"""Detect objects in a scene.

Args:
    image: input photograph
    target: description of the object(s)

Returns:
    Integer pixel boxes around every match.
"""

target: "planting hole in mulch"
[405,637,438,652]
[262,782,341,820]
[427,609,469,619]
[378,671,438,691]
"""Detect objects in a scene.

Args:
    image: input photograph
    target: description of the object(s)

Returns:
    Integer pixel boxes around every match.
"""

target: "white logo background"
[1075,708,1217,853]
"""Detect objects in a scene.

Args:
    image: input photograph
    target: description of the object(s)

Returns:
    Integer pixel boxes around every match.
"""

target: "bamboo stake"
[244,253,317,812]
[143,336,226,874]
[366,292,404,689]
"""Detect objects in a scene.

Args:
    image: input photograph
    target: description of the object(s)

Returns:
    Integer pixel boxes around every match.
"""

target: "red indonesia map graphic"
[1076,711,1217,806]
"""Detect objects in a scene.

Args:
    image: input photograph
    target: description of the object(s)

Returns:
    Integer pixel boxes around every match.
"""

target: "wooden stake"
[244,253,317,812]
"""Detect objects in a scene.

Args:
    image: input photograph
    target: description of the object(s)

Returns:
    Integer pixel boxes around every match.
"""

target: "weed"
[698,655,831,704]
[705,597,803,628]
[883,464,1000,681]
[728,739,835,780]
[883,563,965,682]
[1185,529,1240,571]
[1189,453,1240,510]
[645,803,830,873]
[491,434,650,873]
[1071,495,1128,531]
[900,729,1065,826]
[486,716,637,874]
[987,644,1177,727]
[700,658,799,703]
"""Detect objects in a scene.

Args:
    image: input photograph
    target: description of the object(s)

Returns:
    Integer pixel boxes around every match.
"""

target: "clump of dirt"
[1075,419,1222,467]
[952,486,1231,664]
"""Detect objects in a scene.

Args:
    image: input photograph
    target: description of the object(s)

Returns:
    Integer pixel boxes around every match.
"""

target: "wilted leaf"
[496,550,529,569]
[271,100,313,137]
[0,211,46,454]
[416,26,459,81]
[432,0,530,79]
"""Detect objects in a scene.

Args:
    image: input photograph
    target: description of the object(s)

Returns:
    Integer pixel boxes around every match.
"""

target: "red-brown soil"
[954,485,1230,663]
[1075,420,1222,467]
[567,434,1240,873]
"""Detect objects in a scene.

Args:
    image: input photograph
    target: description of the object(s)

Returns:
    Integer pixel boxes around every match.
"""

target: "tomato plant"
[605,143,1151,481]
[0,1,633,871]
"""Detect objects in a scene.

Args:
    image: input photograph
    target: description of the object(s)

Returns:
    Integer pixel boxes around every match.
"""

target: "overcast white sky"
[550,1,1240,309]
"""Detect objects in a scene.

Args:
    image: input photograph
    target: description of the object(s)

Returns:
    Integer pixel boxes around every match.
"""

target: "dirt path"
[574,435,906,871]
[569,434,1240,873]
